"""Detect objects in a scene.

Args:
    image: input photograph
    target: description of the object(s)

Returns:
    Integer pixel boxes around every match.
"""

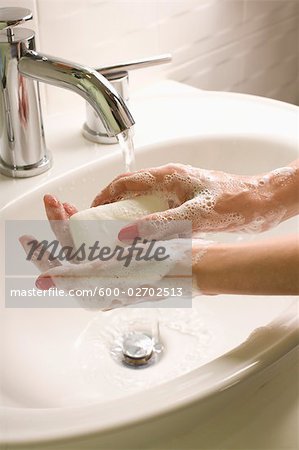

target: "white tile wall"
[1,0,298,115]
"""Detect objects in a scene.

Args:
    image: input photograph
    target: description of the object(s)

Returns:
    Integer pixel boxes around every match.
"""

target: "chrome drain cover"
[122,332,154,366]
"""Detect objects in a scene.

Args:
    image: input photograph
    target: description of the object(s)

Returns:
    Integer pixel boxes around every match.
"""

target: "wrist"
[257,165,299,221]
[192,243,227,295]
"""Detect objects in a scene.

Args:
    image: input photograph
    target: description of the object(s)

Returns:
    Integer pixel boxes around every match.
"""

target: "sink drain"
[122,332,154,366]
[111,331,163,368]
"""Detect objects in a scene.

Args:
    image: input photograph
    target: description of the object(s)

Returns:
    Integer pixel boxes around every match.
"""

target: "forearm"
[193,234,299,295]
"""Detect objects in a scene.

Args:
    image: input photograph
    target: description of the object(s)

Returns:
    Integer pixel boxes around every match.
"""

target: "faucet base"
[82,122,118,144]
[0,155,52,178]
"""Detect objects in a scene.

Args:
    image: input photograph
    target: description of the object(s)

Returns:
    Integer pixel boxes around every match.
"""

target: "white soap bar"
[69,194,168,250]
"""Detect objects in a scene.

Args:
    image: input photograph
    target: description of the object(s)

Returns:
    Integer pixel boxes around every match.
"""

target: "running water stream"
[115,129,162,366]
[117,129,136,172]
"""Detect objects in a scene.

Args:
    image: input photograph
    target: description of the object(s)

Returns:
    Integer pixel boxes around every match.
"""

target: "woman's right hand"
[91,162,298,241]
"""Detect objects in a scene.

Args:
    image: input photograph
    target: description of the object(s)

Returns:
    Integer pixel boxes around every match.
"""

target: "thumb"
[118,206,192,242]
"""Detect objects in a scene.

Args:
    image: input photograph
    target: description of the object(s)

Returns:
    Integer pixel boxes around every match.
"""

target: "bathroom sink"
[0,82,298,448]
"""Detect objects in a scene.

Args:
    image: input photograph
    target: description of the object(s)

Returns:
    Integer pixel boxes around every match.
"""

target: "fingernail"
[118,224,139,242]
[36,276,55,290]
[19,235,29,249]
[43,194,58,206]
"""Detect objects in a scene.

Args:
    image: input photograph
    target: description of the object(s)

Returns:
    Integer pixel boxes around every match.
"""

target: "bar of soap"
[69,194,168,250]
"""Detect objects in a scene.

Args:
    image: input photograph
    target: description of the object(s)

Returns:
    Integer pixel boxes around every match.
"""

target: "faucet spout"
[19,50,135,137]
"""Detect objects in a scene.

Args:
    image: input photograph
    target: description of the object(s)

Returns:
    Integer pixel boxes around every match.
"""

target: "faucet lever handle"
[0,7,32,31]
[98,54,172,75]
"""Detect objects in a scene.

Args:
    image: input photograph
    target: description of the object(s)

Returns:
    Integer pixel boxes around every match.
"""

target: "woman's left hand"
[19,194,197,310]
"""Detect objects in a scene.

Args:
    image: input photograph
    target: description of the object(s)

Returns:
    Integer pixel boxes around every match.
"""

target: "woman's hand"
[91,162,299,241]
[20,233,194,310]
[18,194,196,309]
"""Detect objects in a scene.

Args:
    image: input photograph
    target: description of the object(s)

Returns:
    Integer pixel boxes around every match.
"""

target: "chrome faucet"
[83,54,172,144]
[0,7,134,178]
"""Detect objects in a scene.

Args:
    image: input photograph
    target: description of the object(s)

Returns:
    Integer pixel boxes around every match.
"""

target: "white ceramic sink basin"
[0,82,298,448]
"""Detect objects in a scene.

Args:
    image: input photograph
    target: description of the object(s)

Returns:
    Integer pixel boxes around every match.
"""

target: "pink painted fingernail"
[36,276,55,290]
[118,224,139,242]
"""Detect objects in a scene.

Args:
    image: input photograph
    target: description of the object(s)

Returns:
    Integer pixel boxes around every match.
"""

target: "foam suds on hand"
[42,238,193,310]
[268,166,296,186]
[105,164,293,236]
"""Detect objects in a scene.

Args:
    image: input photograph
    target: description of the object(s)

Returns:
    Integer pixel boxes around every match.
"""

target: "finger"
[43,194,76,249]
[35,262,125,311]
[118,206,192,242]
[90,171,134,206]
[62,202,78,217]
[35,259,173,310]
[19,234,62,272]
[91,163,194,207]
[35,274,56,290]
[91,171,156,207]
[44,194,69,221]
[35,259,104,290]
